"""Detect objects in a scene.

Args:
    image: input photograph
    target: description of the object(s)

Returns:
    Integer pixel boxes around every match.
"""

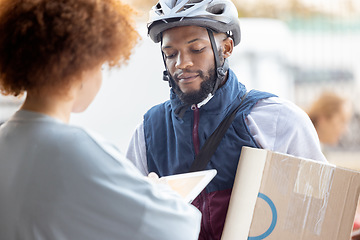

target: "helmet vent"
[206,4,225,15]
[176,4,195,13]
[175,0,203,13]
[155,2,164,15]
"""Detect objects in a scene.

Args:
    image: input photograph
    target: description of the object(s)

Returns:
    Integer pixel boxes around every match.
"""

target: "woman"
[0,0,200,239]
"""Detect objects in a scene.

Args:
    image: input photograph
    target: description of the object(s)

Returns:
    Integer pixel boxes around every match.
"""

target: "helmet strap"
[160,37,176,88]
[206,29,229,95]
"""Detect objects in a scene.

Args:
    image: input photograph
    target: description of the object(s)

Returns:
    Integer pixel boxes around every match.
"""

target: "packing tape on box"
[294,161,334,199]
[285,162,335,235]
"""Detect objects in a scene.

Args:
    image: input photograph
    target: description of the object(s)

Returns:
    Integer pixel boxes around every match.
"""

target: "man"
[127,0,326,239]
[0,0,200,239]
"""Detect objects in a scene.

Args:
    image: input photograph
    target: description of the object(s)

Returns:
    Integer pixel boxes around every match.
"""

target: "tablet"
[161,169,217,203]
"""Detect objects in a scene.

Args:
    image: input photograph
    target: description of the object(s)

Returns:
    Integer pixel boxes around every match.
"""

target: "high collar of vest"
[170,69,247,117]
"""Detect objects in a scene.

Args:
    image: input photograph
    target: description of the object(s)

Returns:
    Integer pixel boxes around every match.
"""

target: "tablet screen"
[161,169,217,203]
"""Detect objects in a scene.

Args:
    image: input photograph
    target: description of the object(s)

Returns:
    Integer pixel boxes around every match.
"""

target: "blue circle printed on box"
[248,192,277,240]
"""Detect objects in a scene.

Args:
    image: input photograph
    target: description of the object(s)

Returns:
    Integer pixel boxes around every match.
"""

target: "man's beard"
[172,68,217,105]
[171,48,224,105]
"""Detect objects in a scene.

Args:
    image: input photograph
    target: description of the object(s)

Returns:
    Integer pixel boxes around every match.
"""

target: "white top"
[0,110,201,240]
[126,97,327,176]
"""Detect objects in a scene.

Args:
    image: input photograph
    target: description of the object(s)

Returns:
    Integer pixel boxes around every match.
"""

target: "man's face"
[161,26,220,105]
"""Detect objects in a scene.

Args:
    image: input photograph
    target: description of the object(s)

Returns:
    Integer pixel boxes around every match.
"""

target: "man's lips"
[176,73,200,83]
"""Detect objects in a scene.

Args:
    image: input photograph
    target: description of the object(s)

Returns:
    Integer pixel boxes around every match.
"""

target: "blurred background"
[1,0,360,170]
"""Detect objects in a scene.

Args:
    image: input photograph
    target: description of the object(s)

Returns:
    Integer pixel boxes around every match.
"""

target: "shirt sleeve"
[246,97,327,162]
[126,122,149,175]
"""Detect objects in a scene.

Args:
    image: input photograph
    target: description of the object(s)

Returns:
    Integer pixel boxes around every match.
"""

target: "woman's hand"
[147,172,168,185]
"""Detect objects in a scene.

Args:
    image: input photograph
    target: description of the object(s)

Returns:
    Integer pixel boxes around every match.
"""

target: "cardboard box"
[221,147,360,240]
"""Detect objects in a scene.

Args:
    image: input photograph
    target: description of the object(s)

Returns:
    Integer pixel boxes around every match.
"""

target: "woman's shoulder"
[35,122,119,163]
[40,122,96,148]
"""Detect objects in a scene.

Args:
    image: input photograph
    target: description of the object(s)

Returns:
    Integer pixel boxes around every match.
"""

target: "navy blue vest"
[144,69,276,193]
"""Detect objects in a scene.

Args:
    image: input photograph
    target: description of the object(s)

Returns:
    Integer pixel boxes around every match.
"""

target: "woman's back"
[0,110,200,240]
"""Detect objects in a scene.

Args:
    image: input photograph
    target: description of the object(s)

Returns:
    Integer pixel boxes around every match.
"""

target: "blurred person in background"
[307,91,352,148]
[126,0,327,239]
[0,0,201,239]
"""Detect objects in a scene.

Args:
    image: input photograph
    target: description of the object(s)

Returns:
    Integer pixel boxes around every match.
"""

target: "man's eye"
[192,47,205,53]
[165,53,176,59]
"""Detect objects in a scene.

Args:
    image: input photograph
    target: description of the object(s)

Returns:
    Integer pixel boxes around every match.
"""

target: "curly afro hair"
[0,0,139,96]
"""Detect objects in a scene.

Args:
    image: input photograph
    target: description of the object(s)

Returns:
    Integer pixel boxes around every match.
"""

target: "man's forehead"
[162,25,209,46]
[163,25,207,34]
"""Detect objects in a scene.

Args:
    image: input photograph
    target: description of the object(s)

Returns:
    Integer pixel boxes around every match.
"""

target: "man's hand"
[352,229,360,240]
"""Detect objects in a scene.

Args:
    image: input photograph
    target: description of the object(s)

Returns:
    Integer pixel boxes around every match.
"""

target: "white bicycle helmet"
[148,0,241,46]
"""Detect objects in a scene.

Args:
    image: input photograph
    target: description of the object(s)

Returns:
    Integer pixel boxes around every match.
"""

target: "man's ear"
[222,37,234,59]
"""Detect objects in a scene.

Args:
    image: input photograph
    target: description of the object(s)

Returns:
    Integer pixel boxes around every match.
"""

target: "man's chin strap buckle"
[217,68,226,77]
[217,58,229,78]
[212,58,229,95]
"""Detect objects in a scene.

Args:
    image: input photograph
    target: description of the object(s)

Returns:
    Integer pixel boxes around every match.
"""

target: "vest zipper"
[192,104,213,239]
[191,104,200,155]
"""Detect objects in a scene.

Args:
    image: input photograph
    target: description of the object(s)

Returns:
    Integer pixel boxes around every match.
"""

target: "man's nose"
[175,52,193,69]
